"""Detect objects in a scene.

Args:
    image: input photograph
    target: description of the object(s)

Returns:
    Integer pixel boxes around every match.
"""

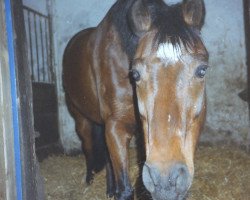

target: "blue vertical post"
[4,0,23,199]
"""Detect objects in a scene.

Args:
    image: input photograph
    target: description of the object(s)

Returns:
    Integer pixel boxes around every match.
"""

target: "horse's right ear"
[182,0,205,29]
[128,0,151,37]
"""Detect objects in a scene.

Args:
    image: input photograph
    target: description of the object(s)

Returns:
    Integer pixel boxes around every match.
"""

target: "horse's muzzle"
[142,162,191,200]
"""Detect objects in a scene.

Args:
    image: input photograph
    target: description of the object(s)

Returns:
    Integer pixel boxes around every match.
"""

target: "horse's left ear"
[182,0,205,29]
[128,0,152,37]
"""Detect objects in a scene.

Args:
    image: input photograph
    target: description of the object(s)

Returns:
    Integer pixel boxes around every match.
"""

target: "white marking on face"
[156,42,182,63]
[168,114,171,123]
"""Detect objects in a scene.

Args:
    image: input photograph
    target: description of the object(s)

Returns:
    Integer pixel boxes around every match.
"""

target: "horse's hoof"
[106,193,115,199]
[87,170,96,185]
[115,189,134,200]
[106,184,115,199]
[86,175,94,185]
[82,173,94,185]
[106,191,115,199]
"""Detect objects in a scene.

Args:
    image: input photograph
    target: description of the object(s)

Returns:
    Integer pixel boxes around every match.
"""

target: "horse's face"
[129,0,207,199]
[127,0,208,200]
[128,0,208,200]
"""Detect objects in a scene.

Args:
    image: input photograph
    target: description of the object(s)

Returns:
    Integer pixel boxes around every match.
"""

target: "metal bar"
[39,17,45,82]
[23,4,53,84]
[44,19,51,83]
[46,0,52,83]
[48,10,54,83]
[34,13,40,82]
[27,10,34,82]
[46,20,53,83]
[23,5,48,19]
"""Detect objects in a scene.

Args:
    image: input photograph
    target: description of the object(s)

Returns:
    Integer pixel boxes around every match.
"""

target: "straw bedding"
[40,145,250,200]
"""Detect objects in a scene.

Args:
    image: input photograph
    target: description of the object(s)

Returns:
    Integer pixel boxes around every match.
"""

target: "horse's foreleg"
[105,120,134,200]
[106,153,115,198]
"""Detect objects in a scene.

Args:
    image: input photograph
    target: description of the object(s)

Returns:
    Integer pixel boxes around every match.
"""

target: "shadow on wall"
[238,88,248,102]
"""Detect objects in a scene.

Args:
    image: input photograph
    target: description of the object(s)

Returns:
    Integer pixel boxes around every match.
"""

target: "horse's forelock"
[146,0,201,50]
[110,0,201,60]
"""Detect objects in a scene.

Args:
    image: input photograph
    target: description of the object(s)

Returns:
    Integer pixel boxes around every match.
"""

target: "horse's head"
[129,0,208,199]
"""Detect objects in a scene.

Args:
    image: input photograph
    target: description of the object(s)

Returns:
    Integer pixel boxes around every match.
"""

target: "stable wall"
[201,0,248,145]
[52,0,249,153]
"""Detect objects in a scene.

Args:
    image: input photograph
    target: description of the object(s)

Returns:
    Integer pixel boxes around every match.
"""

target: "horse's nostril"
[169,163,190,193]
[142,162,190,197]
[142,163,160,193]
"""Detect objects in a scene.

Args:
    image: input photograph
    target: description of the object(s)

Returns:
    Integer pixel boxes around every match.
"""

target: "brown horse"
[63,0,209,200]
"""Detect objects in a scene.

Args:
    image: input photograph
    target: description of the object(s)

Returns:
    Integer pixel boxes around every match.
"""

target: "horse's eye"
[130,69,141,82]
[195,65,208,78]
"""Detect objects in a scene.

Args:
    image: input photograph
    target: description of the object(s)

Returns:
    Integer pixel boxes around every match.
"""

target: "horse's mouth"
[151,190,188,200]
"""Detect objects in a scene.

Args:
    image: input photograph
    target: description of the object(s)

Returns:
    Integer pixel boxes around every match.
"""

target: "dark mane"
[146,0,200,48]
[110,0,201,59]
[110,0,140,60]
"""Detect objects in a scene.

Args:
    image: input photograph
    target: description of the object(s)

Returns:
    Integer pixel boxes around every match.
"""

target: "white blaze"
[156,43,182,63]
